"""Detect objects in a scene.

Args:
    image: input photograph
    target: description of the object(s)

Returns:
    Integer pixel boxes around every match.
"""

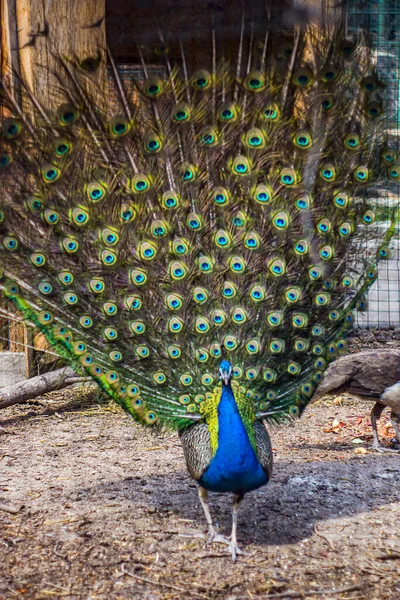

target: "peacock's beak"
[220,370,230,385]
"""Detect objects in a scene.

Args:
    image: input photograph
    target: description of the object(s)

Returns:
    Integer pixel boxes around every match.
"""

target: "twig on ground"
[314,524,335,550]
[0,426,16,435]
[120,564,209,599]
[42,581,70,592]
[376,550,400,560]
[233,583,367,599]
[197,552,228,559]
[53,542,68,560]
[0,502,21,514]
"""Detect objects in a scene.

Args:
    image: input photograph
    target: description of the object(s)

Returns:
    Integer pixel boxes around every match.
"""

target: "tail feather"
[0,6,397,428]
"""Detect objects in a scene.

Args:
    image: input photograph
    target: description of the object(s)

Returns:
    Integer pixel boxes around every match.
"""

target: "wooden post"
[0,0,27,377]
[6,302,33,377]
[24,326,33,378]
[0,0,106,378]
[8,311,25,353]
[15,0,107,105]
[1,0,22,99]
[0,292,7,352]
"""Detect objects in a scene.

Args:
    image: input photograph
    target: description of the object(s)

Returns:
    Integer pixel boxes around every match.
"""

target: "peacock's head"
[219,360,232,386]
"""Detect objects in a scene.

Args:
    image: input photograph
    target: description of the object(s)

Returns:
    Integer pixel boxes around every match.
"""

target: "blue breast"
[199,385,269,494]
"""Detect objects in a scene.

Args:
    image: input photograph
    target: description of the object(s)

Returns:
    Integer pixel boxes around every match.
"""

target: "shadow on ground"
[75,454,399,547]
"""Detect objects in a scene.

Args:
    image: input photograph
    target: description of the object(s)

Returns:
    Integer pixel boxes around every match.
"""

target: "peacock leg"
[371,403,399,452]
[228,493,245,562]
[198,486,230,546]
[389,411,400,449]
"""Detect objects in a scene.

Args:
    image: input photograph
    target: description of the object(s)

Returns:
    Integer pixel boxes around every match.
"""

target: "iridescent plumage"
[0,1,396,559]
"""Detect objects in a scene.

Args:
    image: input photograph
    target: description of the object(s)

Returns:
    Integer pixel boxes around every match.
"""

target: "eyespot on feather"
[280,168,299,186]
[144,76,163,97]
[218,101,238,122]
[109,116,131,137]
[172,102,191,123]
[263,102,281,121]
[144,131,163,153]
[232,155,252,176]
[244,70,265,92]
[131,174,151,194]
[42,163,61,183]
[292,129,312,149]
[87,181,108,202]
[57,103,80,126]
[293,66,313,87]
[192,69,212,90]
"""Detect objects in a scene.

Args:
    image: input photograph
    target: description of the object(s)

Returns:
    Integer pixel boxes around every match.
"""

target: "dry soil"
[0,387,399,600]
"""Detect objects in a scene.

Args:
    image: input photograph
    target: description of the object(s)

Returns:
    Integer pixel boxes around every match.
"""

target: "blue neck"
[220,382,235,408]
[199,383,268,494]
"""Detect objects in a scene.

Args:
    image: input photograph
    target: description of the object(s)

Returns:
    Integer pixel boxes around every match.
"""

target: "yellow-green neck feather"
[200,381,257,456]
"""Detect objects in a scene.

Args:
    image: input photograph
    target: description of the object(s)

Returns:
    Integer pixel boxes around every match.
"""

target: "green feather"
[0,8,395,434]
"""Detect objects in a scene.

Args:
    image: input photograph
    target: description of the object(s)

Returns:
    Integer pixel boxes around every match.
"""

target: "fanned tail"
[0,4,397,428]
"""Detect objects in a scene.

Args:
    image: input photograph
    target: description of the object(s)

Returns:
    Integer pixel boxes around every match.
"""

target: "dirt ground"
[1,386,399,600]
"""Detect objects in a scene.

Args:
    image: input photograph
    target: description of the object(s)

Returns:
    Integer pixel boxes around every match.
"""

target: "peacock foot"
[372,442,400,453]
[205,531,244,560]
[206,528,231,547]
[228,541,244,562]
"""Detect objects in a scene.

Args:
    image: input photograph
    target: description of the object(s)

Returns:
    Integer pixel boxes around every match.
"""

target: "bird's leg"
[228,493,245,562]
[389,411,400,448]
[198,486,230,546]
[371,402,386,452]
[371,403,399,452]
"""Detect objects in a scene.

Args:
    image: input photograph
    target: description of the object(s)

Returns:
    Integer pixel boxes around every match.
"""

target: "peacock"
[0,2,397,560]
[313,350,400,452]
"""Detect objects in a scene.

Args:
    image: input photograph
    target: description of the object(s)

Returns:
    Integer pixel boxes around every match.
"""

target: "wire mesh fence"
[348,0,400,326]
[108,1,400,328]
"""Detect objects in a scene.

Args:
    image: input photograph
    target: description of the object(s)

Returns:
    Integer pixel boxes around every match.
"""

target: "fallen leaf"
[354,447,368,454]
[332,418,342,433]
[351,438,364,444]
